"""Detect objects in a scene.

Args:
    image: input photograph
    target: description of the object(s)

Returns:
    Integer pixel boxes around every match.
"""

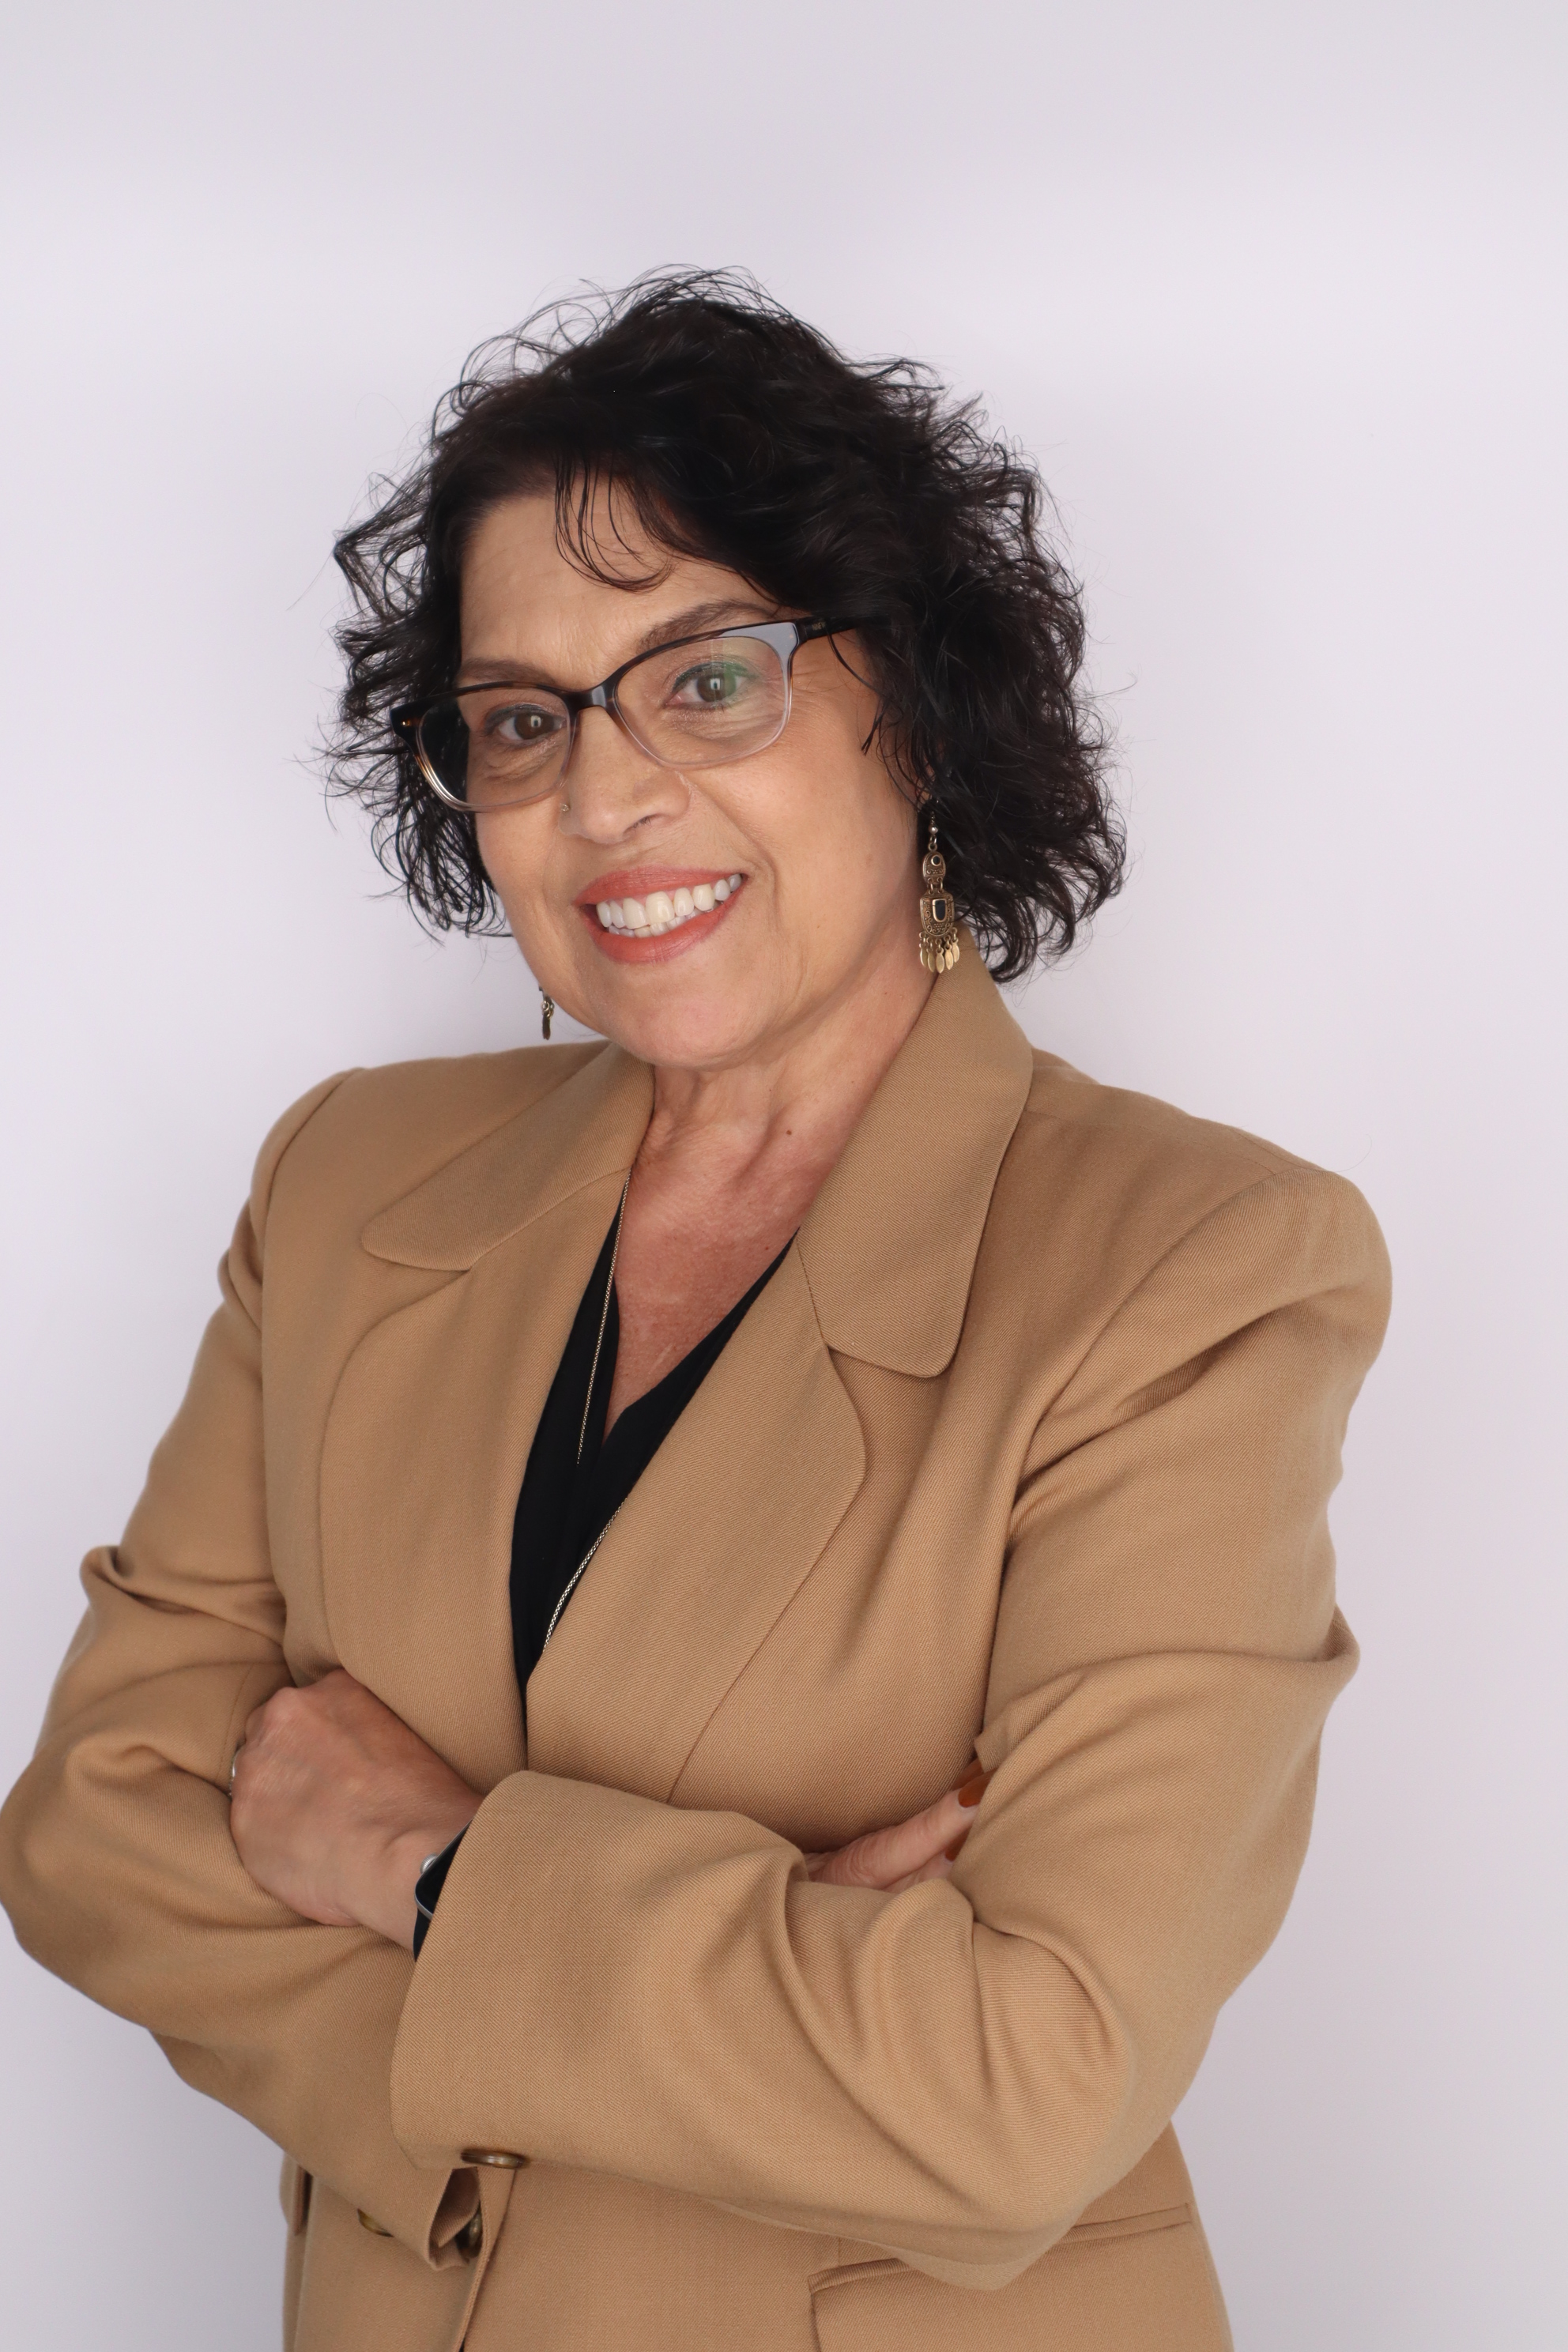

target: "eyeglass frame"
[392,614,877,816]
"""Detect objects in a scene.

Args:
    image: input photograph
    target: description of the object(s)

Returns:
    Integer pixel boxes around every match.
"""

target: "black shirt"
[413,1199,788,1957]
[509,1196,790,1698]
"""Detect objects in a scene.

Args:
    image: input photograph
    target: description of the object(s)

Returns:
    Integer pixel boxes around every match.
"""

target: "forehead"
[459,491,760,677]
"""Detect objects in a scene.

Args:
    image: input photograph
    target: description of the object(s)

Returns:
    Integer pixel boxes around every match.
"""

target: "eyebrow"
[456,597,778,690]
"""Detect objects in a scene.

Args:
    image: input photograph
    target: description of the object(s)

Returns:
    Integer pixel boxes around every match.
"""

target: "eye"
[669,659,753,710]
[484,701,566,748]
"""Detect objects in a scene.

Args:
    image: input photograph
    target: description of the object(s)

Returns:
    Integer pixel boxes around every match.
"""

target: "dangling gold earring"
[919,816,960,974]
[540,991,555,1041]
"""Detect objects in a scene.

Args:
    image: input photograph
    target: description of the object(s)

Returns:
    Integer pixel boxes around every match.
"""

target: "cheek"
[770,699,910,861]
[772,783,915,963]
[803,752,916,891]
[473,812,561,928]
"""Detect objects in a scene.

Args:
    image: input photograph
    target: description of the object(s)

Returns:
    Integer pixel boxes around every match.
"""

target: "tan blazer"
[0,947,1389,2352]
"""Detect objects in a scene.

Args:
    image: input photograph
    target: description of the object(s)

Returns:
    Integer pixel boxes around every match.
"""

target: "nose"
[559,703,688,841]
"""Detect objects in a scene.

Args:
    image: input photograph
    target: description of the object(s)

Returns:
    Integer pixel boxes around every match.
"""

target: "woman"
[0,275,1389,2352]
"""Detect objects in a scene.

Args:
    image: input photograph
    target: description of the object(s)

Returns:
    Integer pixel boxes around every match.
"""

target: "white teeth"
[594,876,744,937]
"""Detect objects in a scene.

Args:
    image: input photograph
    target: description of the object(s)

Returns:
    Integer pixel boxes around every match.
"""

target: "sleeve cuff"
[413,1828,469,1958]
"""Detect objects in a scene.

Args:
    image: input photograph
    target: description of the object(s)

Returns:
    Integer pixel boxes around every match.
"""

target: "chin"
[586,988,767,1073]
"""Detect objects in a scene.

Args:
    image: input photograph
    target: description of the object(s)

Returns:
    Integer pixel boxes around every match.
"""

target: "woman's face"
[460,492,924,1072]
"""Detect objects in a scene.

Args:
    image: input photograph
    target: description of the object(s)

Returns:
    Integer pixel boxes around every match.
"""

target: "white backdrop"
[2,4,1563,2346]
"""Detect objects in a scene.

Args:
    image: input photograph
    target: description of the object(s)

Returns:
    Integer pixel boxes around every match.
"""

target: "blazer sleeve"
[390,1164,1390,2290]
[0,1075,479,2267]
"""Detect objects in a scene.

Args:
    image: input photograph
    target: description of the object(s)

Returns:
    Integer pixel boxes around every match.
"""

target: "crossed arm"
[228,1664,990,1948]
[0,1145,1389,2284]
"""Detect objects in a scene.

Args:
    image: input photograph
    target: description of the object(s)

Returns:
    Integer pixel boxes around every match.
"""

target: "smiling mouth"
[592,874,744,938]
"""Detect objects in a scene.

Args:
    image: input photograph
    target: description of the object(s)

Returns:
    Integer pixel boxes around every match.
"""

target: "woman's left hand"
[804,1757,991,1891]
[228,1669,481,1950]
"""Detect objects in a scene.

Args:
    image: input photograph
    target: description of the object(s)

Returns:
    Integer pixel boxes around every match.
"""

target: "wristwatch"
[412,1829,468,1957]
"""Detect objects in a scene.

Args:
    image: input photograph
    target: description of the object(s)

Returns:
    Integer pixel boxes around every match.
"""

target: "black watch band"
[412,1828,469,1958]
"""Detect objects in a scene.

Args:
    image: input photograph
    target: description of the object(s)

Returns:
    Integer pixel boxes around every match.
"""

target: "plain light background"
[2,2,1563,2345]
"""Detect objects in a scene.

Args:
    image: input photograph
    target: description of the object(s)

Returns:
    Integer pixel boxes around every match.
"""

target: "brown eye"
[489,703,564,746]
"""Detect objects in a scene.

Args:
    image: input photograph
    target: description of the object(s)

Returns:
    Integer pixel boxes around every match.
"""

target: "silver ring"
[228,1743,244,1796]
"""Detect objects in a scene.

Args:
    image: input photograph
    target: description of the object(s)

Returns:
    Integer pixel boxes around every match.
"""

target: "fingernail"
[956,1769,993,1809]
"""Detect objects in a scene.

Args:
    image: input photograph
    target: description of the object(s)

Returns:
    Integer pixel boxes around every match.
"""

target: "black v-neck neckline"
[509,1206,790,1699]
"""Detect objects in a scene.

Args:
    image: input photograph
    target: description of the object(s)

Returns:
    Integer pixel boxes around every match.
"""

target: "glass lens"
[419,685,571,809]
[617,633,788,768]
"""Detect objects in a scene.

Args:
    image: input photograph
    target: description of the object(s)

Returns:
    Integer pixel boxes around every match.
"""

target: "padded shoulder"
[1023,1049,1315,1180]
[986,1048,1385,1317]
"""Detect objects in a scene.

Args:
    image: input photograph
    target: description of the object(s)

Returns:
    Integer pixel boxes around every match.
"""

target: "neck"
[640,924,934,1192]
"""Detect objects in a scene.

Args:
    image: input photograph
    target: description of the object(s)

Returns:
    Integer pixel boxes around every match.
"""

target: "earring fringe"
[918,818,960,974]
[540,992,555,1041]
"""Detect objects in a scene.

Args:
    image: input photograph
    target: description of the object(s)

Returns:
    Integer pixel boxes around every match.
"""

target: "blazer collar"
[795,939,1035,1375]
[360,1038,652,1272]
[361,933,1034,1378]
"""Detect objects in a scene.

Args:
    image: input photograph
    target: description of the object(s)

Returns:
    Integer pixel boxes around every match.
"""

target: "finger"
[823,1808,946,1889]
[876,1816,987,1893]
[244,1676,314,1745]
[939,1759,992,1860]
[943,1764,993,1859]
[884,1771,993,1873]
[878,1852,956,1895]
[802,1765,995,1888]
[821,1776,989,1890]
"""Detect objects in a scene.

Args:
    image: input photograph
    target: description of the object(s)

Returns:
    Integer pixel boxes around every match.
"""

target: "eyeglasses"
[394,615,872,816]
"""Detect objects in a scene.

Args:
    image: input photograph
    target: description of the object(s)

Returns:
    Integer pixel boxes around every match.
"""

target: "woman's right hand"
[804,1758,991,1892]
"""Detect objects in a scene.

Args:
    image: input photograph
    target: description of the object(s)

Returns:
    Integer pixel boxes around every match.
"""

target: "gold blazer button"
[357,2211,394,2237]
[461,2148,528,2169]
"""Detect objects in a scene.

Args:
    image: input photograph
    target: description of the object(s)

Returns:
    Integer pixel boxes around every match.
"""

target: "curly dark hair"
[329,270,1122,981]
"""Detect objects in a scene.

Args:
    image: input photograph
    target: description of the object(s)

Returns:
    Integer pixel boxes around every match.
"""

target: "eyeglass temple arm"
[796,615,879,643]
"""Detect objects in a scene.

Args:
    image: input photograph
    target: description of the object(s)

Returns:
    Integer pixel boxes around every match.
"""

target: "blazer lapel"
[317,945,1035,1801]
[525,945,1037,1801]
[522,1246,865,1800]
[317,1046,650,1789]
[797,938,1038,1374]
